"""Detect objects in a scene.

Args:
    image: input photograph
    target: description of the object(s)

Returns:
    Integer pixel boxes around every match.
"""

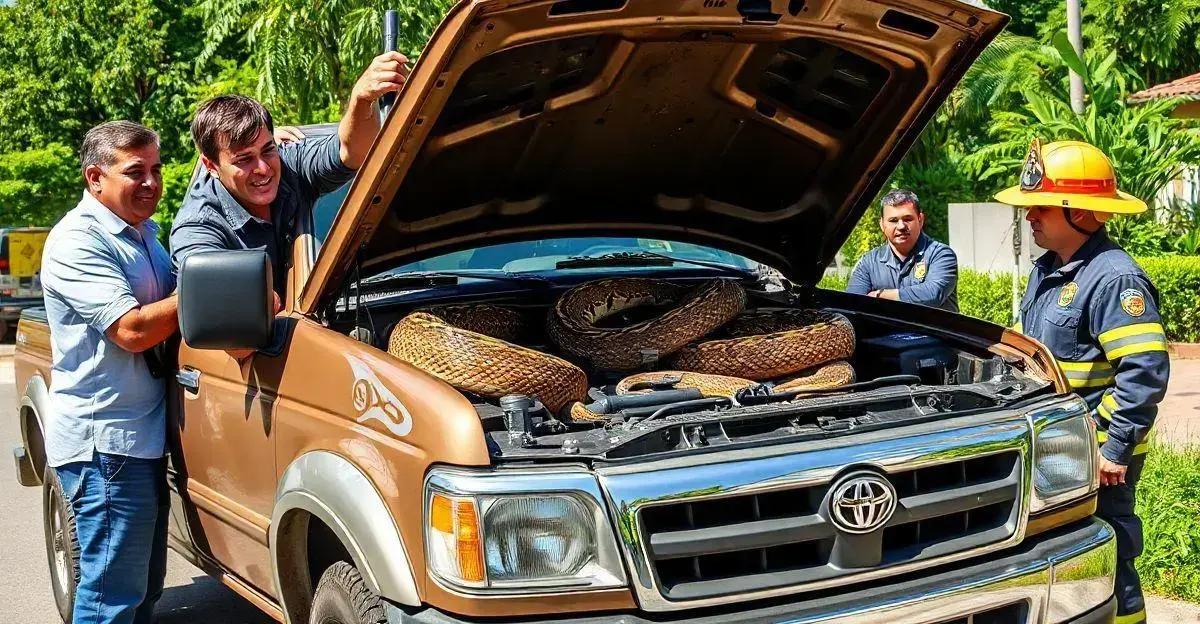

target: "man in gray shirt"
[170,51,411,300]
[42,121,179,623]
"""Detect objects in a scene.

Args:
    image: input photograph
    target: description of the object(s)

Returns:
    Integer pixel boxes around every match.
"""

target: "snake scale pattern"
[387,278,856,421]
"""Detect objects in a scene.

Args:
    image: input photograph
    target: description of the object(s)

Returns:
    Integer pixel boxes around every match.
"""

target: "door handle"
[176,368,201,392]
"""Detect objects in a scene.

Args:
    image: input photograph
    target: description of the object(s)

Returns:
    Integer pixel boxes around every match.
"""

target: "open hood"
[301,0,1006,313]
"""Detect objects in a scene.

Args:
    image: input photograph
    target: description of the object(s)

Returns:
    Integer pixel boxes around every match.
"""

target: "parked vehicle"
[13,1,1116,623]
[0,226,49,341]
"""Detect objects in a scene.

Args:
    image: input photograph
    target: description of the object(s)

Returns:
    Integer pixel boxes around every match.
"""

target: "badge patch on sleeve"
[914,261,927,281]
[1057,282,1078,307]
[1120,288,1146,317]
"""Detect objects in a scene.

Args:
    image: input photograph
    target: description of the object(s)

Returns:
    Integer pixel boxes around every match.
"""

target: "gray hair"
[79,121,160,180]
[881,189,921,212]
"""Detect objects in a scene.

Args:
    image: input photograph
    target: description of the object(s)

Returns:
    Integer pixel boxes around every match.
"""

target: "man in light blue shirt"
[846,189,959,312]
[41,121,179,624]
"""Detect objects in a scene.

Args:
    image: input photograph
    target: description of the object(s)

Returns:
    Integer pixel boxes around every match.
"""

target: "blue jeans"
[56,453,169,624]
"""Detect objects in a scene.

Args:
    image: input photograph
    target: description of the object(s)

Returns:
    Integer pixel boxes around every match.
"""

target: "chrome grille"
[598,409,1048,611]
[641,452,1021,601]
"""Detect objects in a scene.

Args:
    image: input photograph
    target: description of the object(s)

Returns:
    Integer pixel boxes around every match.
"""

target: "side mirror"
[178,250,274,350]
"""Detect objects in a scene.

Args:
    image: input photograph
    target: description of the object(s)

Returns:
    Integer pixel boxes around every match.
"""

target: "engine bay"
[333,275,1053,463]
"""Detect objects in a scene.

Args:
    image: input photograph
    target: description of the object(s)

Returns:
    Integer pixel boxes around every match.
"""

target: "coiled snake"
[387,278,856,422]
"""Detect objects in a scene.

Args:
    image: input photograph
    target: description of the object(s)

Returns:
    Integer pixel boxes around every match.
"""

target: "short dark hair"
[881,189,921,213]
[191,94,275,162]
[79,121,159,180]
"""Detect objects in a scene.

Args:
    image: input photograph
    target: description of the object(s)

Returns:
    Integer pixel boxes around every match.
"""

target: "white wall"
[948,202,1047,275]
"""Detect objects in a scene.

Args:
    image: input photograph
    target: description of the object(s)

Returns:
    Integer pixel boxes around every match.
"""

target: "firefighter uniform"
[998,140,1170,624]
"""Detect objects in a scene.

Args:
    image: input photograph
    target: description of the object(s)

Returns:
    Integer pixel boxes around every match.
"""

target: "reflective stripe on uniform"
[1113,608,1146,624]
[1057,359,1115,389]
[1099,322,1168,360]
[1095,392,1119,422]
[1096,429,1150,455]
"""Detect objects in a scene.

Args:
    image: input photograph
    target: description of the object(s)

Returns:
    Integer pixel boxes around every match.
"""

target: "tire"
[42,466,79,623]
[309,561,391,624]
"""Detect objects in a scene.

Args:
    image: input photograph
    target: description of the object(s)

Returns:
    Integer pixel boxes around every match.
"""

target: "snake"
[387,278,856,422]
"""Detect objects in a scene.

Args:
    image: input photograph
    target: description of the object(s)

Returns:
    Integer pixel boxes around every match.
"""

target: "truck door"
[172,345,283,595]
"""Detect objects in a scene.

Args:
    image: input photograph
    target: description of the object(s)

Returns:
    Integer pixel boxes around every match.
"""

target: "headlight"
[1031,410,1098,513]
[424,468,627,593]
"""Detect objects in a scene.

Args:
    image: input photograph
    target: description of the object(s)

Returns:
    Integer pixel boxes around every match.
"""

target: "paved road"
[1,345,1198,623]
[0,352,272,623]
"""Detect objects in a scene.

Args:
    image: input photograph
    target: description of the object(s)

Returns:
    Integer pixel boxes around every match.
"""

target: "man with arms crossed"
[846,189,959,312]
[42,121,179,624]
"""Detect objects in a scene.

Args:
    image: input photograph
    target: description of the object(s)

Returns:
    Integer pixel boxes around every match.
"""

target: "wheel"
[43,466,79,623]
[309,561,390,624]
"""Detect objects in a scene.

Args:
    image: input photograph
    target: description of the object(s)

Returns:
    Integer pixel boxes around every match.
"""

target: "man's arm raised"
[339,52,411,170]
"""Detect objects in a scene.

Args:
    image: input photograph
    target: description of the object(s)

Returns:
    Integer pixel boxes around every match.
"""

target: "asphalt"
[0,345,1197,623]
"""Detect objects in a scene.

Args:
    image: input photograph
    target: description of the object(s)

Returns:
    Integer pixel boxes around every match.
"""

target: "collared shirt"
[846,233,959,312]
[41,192,176,467]
[1018,229,1170,464]
[169,132,356,291]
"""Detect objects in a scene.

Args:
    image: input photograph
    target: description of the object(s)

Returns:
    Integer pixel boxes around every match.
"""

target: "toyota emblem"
[829,472,897,534]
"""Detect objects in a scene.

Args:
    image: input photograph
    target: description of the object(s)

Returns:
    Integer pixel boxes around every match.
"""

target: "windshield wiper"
[555,251,756,279]
[355,270,554,291]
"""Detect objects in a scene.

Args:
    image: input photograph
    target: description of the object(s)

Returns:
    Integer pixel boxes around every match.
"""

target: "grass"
[1135,443,1200,601]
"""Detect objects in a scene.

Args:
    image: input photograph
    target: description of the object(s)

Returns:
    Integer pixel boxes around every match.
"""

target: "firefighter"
[996,139,1170,624]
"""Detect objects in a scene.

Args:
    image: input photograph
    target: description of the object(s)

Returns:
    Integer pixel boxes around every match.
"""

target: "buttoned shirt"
[169,132,355,291]
[41,192,176,467]
[1017,229,1170,464]
[846,233,959,312]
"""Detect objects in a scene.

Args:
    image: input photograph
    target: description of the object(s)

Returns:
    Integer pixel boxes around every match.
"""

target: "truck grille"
[640,451,1021,601]
[597,413,1042,611]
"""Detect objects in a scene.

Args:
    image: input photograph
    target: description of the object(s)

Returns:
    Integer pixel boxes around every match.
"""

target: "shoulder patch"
[1057,282,1078,307]
[914,261,927,281]
[1120,288,1146,317]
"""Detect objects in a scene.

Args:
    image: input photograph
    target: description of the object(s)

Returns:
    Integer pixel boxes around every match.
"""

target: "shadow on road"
[155,573,274,624]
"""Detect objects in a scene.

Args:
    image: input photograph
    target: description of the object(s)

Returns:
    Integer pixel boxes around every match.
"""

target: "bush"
[1138,256,1200,343]
[1136,443,1200,602]
[817,258,1200,341]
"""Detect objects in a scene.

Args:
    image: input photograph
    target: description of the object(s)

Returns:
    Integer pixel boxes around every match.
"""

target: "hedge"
[816,255,1200,342]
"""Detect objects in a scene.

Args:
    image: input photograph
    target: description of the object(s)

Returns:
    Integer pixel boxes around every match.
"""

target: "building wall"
[948,202,1047,275]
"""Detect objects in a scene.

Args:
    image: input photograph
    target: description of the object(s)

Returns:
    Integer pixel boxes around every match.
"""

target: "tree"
[0,145,79,226]
[0,0,210,162]
[197,0,453,124]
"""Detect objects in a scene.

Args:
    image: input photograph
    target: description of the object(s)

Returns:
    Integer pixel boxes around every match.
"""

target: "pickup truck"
[13,0,1117,623]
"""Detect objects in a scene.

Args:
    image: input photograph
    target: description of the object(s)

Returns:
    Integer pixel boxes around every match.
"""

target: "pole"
[379,10,400,123]
[1012,207,1022,325]
[1066,0,1085,114]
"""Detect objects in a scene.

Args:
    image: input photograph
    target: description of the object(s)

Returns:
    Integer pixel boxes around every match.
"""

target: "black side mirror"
[178,250,274,350]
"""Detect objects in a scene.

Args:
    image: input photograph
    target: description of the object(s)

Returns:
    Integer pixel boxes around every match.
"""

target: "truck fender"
[19,374,50,484]
[271,451,420,622]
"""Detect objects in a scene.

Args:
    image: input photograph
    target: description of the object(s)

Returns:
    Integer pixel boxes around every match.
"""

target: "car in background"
[0,227,48,341]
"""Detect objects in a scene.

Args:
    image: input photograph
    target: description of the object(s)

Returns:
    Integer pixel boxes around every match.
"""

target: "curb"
[1169,343,1200,359]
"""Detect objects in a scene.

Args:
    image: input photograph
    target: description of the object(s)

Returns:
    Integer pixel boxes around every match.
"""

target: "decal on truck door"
[345,354,413,436]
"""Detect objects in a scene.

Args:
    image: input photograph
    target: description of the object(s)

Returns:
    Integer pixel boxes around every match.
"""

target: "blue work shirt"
[170,132,355,291]
[41,192,176,467]
[1018,229,1170,464]
[846,233,959,312]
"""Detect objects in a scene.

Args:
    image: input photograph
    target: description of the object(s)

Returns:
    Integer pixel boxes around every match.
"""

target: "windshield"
[370,237,758,278]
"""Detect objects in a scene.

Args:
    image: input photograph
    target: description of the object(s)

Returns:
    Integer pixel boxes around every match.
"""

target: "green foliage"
[0,144,78,226]
[1136,443,1200,601]
[1137,256,1200,342]
[152,161,199,243]
[197,0,453,123]
[957,271,1026,327]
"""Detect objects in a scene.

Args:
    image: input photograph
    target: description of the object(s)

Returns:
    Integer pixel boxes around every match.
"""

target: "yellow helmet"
[994,139,1147,214]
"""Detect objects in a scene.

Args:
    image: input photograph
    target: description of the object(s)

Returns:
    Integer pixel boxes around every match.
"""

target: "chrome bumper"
[398,518,1115,624]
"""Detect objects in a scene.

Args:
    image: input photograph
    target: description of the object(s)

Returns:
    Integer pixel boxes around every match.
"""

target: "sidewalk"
[1155,355,1200,449]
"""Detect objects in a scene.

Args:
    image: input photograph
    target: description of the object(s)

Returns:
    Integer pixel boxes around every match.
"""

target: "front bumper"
[396,518,1115,624]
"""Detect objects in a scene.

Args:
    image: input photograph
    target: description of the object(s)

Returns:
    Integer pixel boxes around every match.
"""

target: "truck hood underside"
[303,0,1007,312]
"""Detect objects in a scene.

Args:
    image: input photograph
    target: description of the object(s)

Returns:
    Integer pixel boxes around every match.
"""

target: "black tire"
[42,466,79,623]
[309,561,391,624]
